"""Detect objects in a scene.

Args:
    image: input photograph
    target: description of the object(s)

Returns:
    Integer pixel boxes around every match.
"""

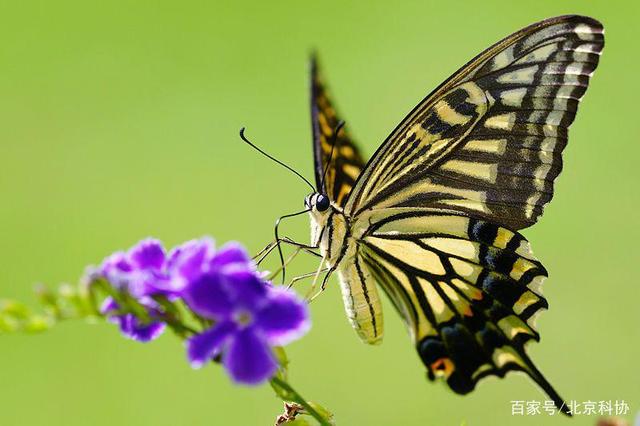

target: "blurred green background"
[0,1,637,425]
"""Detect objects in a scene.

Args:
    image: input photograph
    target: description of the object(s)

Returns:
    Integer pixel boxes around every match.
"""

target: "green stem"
[270,376,331,426]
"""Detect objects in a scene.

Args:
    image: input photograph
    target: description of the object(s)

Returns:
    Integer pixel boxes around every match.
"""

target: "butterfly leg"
[254,237,320,266]
[307,264,336,302]
[281,236,321,254]
[267,244,321,281]
[287,267,330,290]
[266,247,303,281]
[305,260,328,300]
[253,240,278,262]
[319,267,335,291]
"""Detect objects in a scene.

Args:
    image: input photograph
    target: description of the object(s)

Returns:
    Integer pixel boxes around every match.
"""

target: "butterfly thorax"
[306,193,384,345]
[305,193,350,267]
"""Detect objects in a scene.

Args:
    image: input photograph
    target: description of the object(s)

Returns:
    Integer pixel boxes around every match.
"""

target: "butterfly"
[298,15,604,416]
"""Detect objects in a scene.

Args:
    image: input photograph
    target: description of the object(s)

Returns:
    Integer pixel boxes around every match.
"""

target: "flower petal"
[128,238,166,269]
[99,297,119,315]
[210,242,251,269]
[256,287,310,346]
[100,251,133,278]
[117,314,165,342]
[137,269,174,295]
[169,237,216,286]
[223,269,268,311]
[181,271,234,319]
[223,327,277,385]
[186,321,237,368]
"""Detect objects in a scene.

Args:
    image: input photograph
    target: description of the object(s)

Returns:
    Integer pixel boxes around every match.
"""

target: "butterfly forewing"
[310,55,367,206]
[345,15,604,231]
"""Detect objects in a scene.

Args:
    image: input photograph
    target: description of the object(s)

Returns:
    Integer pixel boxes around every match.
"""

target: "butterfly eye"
[316,194,330,211]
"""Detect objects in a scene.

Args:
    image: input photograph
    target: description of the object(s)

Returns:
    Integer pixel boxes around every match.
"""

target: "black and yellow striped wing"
[345,15,604,231]
[311,55,367,207]
[358,209,568,412]
[342,15,604,415]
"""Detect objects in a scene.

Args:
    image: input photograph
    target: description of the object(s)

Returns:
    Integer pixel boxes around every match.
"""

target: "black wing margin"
[310,54,367,207]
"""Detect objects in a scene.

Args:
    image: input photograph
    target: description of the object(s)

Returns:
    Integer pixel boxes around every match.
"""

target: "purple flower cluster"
[96,238,310,385]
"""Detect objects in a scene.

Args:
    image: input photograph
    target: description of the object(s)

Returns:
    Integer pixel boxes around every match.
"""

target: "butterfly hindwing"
[310,55,367,207]
[345,15,604,231]
[357,209,569,414]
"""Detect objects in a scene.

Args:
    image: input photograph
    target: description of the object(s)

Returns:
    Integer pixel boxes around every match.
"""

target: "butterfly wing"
[356,208,570,412]
[345,15,604,231]
[311,54,367,207]
[340,15,604,414]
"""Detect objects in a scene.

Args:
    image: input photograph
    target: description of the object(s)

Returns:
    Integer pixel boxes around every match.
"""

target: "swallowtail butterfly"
[271,15,603,416]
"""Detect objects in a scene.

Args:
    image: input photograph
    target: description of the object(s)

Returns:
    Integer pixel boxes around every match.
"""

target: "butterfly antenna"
[320,120,345,193]
[239,127,315,192]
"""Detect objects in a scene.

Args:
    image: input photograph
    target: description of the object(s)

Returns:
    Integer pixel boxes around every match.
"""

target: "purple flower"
[167,237,253,291]
[175,239,310,385]
[100,238,171,296]
[98,238,170,342]
[100,298,165,342]
[94,237,311,384]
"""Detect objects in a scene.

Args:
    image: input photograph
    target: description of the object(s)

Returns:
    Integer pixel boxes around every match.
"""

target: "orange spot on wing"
[431,357,455,378]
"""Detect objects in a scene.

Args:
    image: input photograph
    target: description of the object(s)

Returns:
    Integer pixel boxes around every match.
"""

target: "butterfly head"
[305,192,332,246]
[305,192,331,213]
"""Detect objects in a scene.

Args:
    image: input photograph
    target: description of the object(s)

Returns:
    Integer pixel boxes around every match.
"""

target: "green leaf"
[270,376,295,401]
[58,283,90,316]
[307,402,334,423]
[152,295,181,319]
[282,419,311,426]
[0,314,20,332]
[0,300,31,319]
[273,346,290,381]
[273,346,289,368]
[35,285,58,311]
[24,315,54,333]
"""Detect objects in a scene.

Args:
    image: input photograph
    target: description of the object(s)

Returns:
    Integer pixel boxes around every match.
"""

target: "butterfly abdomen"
[315,210,385,345]
[336,248,384,345]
